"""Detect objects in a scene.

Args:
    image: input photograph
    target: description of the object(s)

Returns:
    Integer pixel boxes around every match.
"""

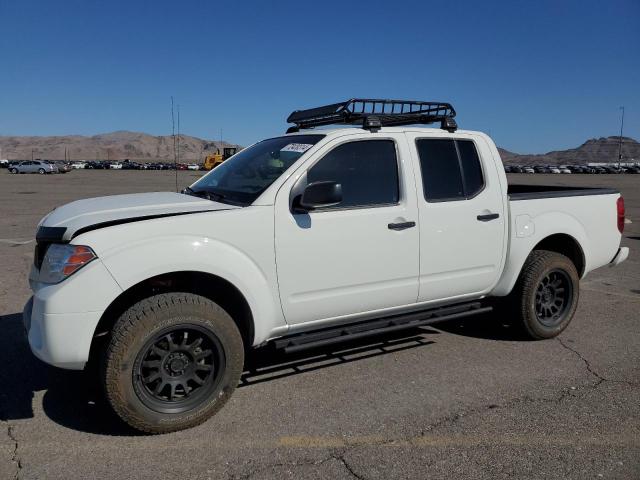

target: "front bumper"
[23,296,103,370]
[609,247,629,267]
[24,258,122,370]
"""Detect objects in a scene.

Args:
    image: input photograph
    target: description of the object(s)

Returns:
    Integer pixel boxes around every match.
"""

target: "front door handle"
[477,213,500,222]
[388,221,416,231]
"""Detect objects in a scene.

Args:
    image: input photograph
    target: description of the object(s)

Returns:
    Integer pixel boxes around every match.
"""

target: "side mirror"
[297,181,342,211]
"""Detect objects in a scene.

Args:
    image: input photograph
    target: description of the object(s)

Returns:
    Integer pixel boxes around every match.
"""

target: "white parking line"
[0,238,35,245]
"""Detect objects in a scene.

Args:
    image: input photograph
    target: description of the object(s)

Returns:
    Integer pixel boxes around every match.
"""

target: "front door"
[275,135,420,325]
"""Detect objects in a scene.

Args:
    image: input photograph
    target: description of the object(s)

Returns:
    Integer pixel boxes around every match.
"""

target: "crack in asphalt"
[6,422,22,480]
[332,452,366,480]
[556,337,607,385]
[232,455,337,480]
[556,337,639,387]
[231,452,366,480]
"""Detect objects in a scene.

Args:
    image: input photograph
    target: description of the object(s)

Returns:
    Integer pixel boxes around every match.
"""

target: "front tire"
[38,168,46,174]
[102,293,244,434]
[9,168,17,174]
[508,250,579,339]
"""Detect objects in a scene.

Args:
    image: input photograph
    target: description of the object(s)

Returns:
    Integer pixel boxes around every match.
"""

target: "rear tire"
[102,293,244,434]
[9,168,17,174]
[38,168,45,174]
[507,250,579,339]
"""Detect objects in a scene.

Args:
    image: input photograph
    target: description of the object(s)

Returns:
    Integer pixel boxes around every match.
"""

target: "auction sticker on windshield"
[281,143,314,153]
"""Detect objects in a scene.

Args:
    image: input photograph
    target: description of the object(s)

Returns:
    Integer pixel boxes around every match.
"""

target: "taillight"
[617,196,625,234]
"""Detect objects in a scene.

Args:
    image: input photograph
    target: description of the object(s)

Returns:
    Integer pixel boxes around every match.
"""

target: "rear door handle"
[477,213,500,222]
[388,221,416,231]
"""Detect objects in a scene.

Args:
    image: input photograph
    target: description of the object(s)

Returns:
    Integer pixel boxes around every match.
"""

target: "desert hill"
[0,131,239,162]
[0,132,638,165]
[499,136,639,165]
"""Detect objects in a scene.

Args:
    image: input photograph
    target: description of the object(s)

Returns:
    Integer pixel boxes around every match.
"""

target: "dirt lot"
[1,170,639,480]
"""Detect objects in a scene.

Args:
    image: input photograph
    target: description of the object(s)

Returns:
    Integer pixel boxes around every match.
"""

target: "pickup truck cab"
[23,99,629,433]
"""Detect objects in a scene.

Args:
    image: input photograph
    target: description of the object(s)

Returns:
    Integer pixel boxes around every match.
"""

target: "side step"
[274,302,492,354]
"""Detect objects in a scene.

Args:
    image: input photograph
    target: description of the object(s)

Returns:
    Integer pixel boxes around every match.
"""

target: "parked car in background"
[0,159,9,169]
[57,163,72,174]
[9,160,58,174]
[523,167,535,174]
[187,164,200,171]
[71,162,86,169]
[109,162,123,170]
[559,166,572,174]
[86,161,109,169]
[549,167,561,174]
[122,161,142,170]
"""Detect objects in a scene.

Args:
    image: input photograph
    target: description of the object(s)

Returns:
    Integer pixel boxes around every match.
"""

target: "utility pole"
[31,148,34,161]
[618,106,625,169]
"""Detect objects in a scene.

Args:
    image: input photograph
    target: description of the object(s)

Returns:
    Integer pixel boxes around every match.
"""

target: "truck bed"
[508,184,618,201]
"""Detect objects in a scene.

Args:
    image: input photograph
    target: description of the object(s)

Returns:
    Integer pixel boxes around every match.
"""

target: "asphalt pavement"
[0,170,638,479]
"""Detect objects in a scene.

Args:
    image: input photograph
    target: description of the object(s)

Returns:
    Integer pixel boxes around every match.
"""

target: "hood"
[37,192,238,241]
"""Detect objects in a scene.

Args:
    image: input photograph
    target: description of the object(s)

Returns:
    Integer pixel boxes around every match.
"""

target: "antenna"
[177,104,181,168]
[171,96,178,192]
[618,106,625,169]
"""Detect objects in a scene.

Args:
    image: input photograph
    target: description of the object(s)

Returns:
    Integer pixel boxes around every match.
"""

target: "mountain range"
[499,136,639,165]
[0,131,239,162]
[0,131,638,165]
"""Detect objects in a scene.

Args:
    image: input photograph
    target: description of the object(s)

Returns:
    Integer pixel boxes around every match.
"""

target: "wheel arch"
[532,233,585,277]
[88,271,255,367]
[492,227,588,298]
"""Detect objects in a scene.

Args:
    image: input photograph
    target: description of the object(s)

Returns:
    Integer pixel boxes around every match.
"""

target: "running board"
[274,302,492,354]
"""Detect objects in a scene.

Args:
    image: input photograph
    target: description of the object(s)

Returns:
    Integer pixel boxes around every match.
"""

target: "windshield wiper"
[184,187,247,206]
[182,186,219,201]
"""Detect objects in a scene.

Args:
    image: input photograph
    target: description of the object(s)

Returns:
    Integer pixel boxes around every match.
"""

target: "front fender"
[491,211,589,297]
[95,235,285,345]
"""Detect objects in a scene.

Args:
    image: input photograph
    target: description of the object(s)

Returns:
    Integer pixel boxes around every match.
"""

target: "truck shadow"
[435,310,530,341]
[0,309,522,436]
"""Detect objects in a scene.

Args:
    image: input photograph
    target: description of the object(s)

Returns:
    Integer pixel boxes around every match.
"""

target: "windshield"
[189,134,324,205]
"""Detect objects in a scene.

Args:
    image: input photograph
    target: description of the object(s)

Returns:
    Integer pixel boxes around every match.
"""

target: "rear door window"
[416,139,485,201]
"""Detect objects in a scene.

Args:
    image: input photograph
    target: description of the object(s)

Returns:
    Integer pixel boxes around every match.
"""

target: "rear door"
[275,134,420,325]
[407,133,506,302]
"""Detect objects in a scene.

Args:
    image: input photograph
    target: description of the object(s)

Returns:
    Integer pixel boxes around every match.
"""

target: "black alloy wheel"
[534,269,573,327]
[133,325,225,414]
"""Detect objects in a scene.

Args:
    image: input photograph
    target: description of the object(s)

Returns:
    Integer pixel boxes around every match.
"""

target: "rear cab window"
[415,138,485,202]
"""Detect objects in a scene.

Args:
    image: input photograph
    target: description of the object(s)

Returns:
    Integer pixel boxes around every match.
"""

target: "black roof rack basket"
[287,98,457,133]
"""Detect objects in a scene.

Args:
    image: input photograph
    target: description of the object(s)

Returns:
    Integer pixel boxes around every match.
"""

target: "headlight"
[40,244,97,284]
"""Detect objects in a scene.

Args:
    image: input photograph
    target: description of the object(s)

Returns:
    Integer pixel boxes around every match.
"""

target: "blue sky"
[0,0,638,153]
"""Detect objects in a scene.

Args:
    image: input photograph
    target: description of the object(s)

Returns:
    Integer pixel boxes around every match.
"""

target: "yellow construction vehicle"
[203,147,238,170]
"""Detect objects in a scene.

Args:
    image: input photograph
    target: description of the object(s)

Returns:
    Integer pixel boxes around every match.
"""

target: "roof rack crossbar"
[286,98,457,132]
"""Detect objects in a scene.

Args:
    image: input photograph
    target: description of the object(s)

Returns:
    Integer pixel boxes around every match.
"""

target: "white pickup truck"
[23,99,629,433]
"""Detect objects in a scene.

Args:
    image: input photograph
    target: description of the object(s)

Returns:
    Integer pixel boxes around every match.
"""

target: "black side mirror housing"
[297,181,342,211]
